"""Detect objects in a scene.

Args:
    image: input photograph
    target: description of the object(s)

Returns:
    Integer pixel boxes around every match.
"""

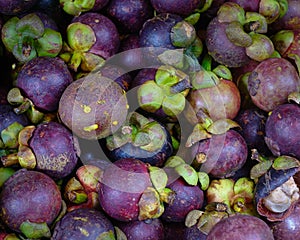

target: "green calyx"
[217,2,245,24]
[0,167,15,188]
[20,221,51,239]
[138,65,191,118]
[60,0,96,16]
[259,0,288,24]
[271,30,294,56]
[1,122,24,149]
[61,22,105,72]
[171,20,197,48]
[1,13,62,63]
[105,112,166,152]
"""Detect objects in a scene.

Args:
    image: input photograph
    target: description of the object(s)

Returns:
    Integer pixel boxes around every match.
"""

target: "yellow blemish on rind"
[78,227,89,236]
[83,124,98,132]
[112,121,118,126]
[81,104,91,113]
[97,100,106,104]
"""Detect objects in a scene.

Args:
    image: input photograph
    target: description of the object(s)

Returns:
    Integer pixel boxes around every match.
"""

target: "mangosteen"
[0,0,38,15]
[247,58,300,112]
[7,56,73,122]
[0,169,62,239]
[52,208,116,239]
[183,224,207,240]
[160,177,204,223]
[163,221,186,240]
[98,158,153,222]
[100,111,173,167]
[105,0,154,34]
[150,0,201,16]
[60,12,120,72]
[60,0,110,16]
[206,214,274,240]
[117,218,164,240]
[58,73,128,140]
[254,166,300,222]
[264,103,300,159]
[1,12,63,63]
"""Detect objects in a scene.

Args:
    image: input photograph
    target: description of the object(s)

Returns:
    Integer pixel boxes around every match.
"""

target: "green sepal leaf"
[196,0,213,13]
[149,166,168,192]
[12,38,37,63]
[162,93,186,117]
[212,65,232,80]
[244,12,268,33]
[171,21,196,47]
[60,0,96,16]
[82,52,105,72]
[184,13,201,25]
[217,2,245,24]
[288,91,300,104]
[272,155,300,170]
[206,119,240,135]
[138,187,162,221]
[225,21,252,47]
[191,70,220,89]
[250,160,273,180]
[175,163,198,186]
[158,49,186,69]
[16,13,44,39]
[164,156,186,168]
[35,28,62,58]
[20,221,51,239]
[186,124,211,148]
[138,81,164,113]
[1,122,24,148]
[114,227,127,240]
[67,22,96,51]
[198,171,210,191]
[98,231,116,240]
[1,16,19,52]
[155,65,181,87]
[0,167,16,188]
[233,177,255,197]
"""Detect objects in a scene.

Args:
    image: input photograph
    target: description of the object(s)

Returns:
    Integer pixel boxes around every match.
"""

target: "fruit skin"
[16,56,73,112]
[227,0,259,12]
[187,79,241,122]
[265,103,300,159]
[105,0,154,33]
[0,0,38,15]
[247,58,300,112]
[58,74,128,140]
[270,201,300,240]
[161,178,204,223]
[191,130,248,178]
[206,214,274,240]
[71,12,120,59]
[206,17,250,68]
[29,121,80,179]
[117,218,164,240]
[52,208,115,240]
[98,158,152,222]
[183,225,207,240]
[0,169,62,233]
[150,0,201,16]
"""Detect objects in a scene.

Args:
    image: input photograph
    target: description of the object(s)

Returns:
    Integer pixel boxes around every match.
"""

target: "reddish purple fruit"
[0,0,38,15]
[150,0,201,16]
[191,130,248,178]
[265,103,300,159]
[98,158,152,222]
[161,178,204,222]
[0,169,62,238]
[207,214,274,240]
[247,58,300,112]
[52,208,116,240]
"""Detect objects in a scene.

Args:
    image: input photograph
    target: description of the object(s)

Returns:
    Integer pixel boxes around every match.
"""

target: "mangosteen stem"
[251,148,273,162]
[244,21,261,33]
[14,100,31,115]
[0,153,19,167]
[170,78,192,94]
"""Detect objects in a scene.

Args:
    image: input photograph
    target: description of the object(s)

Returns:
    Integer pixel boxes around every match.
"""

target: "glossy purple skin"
[161,178,204,223]
[0,104,29,133]
[16,57,73,112]
[29,121,79,179]
[192,130,248,178]
[130,68,157,89]
[0,169,62,233]
[265,103,300,159]
[117,218,164,240]
[52,208,115,240]
[92,0,110,11]
[183,225,207,240]
[234,108,271,156]
[98,158,152,222]
[72,12,120,59]
[206,17,250,68]
[150,0,201,16]
[207,214,274,240]
[247,58,300,112]
[106,0,154,33]
[270,201,300,240]
[0,0,38,15]
[227,0,260,11]
[163,221,186,240]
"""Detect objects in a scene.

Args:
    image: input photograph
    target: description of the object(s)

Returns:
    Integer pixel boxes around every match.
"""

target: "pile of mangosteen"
[0,0,300,239]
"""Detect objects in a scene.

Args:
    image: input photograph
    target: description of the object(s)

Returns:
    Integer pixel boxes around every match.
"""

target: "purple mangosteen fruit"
[247,57,300,112]
[117,218,164,240]
[161,177,204,223]
[150,0,201,16]
[264,103,300,159]
[0,0,38,15]
[98,158,152,222]
[105,0,154,34]
[227,0,260,12]
[60,0,110,16]
[58,73,128,140]
[9,56,73,115]
[206,214,274,240]
[183,224,207,240]
[52,208,116,239]
[0,169,62,239]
